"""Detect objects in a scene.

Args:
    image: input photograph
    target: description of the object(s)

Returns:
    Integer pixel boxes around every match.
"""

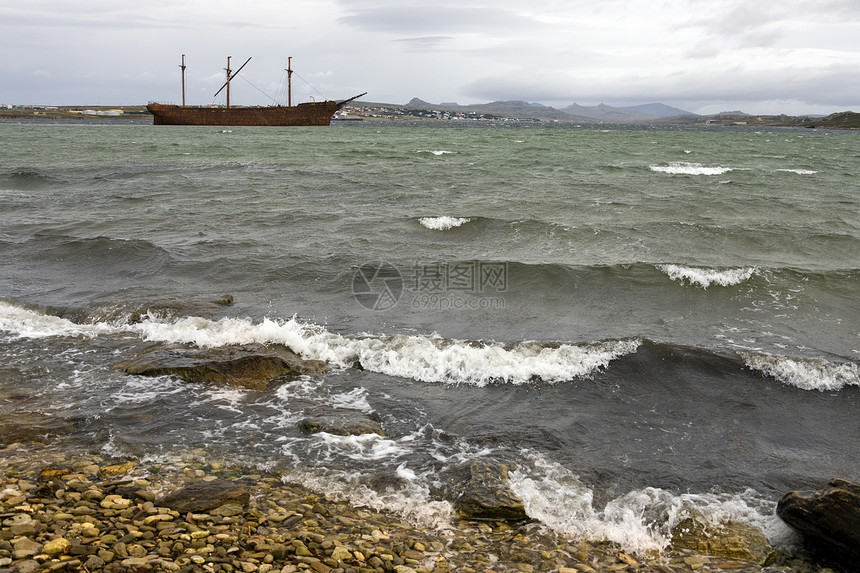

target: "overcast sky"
[3,0,858,115]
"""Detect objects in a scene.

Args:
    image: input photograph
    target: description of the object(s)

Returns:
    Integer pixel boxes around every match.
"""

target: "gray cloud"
[1,0,857,114]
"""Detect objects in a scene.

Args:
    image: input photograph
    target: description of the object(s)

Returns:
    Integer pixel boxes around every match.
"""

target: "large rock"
[777,478,860,566]
[671,516,776,565]
[453,460,527,522]
[158,479,250,513]
[121,343,326,390]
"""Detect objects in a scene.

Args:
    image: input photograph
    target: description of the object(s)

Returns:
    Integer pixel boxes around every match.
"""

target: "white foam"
[658,264,757,288]
[777,168,817,175]
[328,387,374,413]
[313,432,409,462]
[649,162,733,175]
[419,216,471,230]
[740,351,859,391]
[508,451,791,556]
[0,300,120,338]
[132,315,640,386]
[416,150,453,156]
[287,468,454,529]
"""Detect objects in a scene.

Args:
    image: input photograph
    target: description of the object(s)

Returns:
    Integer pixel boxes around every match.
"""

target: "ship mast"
[226,56,232,109]
[214,56,252,109]
[180,54,186,107]
[287,57,293,107]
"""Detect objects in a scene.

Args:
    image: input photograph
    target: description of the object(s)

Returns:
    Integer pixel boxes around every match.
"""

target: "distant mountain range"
[403,98,695,122]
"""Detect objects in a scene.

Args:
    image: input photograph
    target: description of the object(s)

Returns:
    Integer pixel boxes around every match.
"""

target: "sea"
[1,119,858,557]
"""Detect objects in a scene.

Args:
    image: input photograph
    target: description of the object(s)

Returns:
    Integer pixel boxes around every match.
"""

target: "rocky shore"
[0,444,839,573]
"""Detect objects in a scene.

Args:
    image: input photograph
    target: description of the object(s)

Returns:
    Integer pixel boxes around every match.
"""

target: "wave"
[4,300,857,392]
[418,216,472,230]
[741,351,859,391]
[416,150,453,156]
[776,168,817,175]
[132,315,641,386]
[657,264,757,288]
[649,162,733,175]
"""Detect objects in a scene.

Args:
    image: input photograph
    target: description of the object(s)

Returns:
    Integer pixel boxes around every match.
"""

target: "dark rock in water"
[212,294,234,306]
[671,516,776,565]
[158,479,250,513]
[0,412,75,446]
[120,343,326,390]
[298,408,385,436]
[777,478,860,566]
[453,460,527,521]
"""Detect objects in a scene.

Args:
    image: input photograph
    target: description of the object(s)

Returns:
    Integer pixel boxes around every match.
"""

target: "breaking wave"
[132,314,640,386]
[419,216,472,230]
[649,162,733,175]
[658,264,757,288]
[741,351,860,391]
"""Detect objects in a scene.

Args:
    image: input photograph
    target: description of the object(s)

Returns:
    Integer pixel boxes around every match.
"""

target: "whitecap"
[776,168,817,175]
[131,315,639,386]
[416,150,453,156]
[418,216,471,230]
[740,351,859,391]
[658,264,756,288]
[649,162,733,175]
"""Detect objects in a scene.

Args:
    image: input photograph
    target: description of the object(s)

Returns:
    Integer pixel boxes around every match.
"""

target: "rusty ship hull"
[147,100,348,126]
[148,55,364,126]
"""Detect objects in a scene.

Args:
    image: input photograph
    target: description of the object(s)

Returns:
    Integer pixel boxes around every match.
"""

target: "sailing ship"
[147,55,365,126]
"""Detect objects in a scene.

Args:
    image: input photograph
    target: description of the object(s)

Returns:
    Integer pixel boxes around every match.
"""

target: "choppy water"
[1,120,858,555]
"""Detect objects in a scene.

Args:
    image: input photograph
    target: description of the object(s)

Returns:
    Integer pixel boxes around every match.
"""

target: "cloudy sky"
[3,0,858,115]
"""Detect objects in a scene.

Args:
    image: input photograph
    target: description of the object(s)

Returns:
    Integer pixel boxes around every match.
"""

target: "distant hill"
[405,98,694,122]
[563,102,693,121]
[359,99,858,128]
[405,98,577,121]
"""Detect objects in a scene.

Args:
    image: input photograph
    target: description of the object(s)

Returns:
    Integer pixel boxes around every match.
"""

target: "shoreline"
[0,444,827,573]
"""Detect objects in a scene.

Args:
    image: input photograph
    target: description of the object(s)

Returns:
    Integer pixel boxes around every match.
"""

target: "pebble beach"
[0,444,834,573]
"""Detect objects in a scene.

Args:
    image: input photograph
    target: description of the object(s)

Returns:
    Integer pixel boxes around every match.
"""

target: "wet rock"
[670,517,776,565]
[298,409,385,437]
[11,538,42,559]
[42,537,71,555]
[777,478,860,566]
[158,479,250,513]
[120,342,326,390]
[100,494,133,509]
[99,461,137,477]
[0,412,74,446]
[453,460,527,522]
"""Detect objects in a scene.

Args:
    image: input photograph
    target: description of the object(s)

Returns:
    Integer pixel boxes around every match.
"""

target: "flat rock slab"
[0,412,75,446]
[120,343,326,390]
[158,479,250,513]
